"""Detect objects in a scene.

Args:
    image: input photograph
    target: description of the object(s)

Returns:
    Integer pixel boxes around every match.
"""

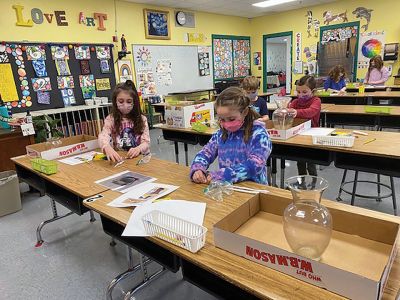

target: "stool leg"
[336,169,347,202]
[350,171,359,206]
[390,176,397,216]
[271,158,277,187]
[377,174,382,202]
[280,159,286,189]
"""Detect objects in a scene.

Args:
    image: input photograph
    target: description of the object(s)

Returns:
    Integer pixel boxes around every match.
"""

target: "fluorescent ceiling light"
[252,0,297,8]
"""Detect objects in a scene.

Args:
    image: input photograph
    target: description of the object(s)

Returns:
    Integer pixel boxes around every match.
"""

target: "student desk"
[11,155,126,246]
[345,85,400,93]
[290,92,400,105]
[83,158,400,300]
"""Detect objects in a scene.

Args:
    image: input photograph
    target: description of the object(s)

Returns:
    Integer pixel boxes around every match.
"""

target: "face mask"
[117,103,133,115]
[298,94,313,102]
[247,91,258,101]
[220,119,244,132]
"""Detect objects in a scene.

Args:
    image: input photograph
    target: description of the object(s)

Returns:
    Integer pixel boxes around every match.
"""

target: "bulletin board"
[132,44,214,96]
[212,35,251,82]
[0,42,116,113]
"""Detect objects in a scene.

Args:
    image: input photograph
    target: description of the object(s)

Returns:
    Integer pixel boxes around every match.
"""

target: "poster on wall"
[137,71,157,95]
[253,52,261,65]
[118,60,133,83]
[198,46,210,76]
[0,63,18,101]
[213,38,233,79]
[156,59,172,86]
[321,25,358,44]
[233,39,250,78]
[357,31,385,69]
[295,32,302,62]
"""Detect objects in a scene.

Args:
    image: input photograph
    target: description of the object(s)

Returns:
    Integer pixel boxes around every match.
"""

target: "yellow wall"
[250,0,400,91]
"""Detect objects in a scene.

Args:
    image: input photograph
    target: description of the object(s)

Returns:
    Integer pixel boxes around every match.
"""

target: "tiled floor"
[0,128,398,299]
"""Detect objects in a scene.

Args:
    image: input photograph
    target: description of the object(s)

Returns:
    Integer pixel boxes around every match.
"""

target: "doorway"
[263,31,292,95]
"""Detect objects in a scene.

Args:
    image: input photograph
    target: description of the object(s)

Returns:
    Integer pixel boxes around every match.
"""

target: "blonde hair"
[241,76,260,91]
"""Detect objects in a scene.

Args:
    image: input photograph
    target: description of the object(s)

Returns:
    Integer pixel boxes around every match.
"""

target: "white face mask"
[117,103,133,115]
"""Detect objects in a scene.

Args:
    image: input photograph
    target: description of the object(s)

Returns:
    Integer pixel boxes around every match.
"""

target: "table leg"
[89,210,96,222]
[267,157,272,186]
[271,158,277,187]
[280,159,286,189]
[184,143,189,167]
[174,141,179,164]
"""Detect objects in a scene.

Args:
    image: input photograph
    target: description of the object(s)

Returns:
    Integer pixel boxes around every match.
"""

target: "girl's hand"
[257,115,270,122]
[127,146,141,159]
[192,170,207,184]
[104,145,123,162]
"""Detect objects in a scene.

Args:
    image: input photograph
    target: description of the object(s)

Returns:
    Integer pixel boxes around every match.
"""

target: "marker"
[363,138,376,145]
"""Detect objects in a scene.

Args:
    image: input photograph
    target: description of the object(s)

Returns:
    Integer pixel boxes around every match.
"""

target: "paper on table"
[58,151,101,165]
[122,200,207,237]
[95,170,156,192]
[299,128,335,136]
[107,183,179,207]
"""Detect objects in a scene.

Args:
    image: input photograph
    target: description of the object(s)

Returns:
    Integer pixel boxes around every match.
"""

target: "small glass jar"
[272,97,296,130]
[283,175,332,261]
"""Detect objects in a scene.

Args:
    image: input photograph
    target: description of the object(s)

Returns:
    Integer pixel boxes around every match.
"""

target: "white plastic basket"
[142,210,207,253]
[312,135,355,147]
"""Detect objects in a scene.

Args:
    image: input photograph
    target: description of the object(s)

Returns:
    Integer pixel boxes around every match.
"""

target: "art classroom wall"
[266,43,287,73]
[251,0,400,92]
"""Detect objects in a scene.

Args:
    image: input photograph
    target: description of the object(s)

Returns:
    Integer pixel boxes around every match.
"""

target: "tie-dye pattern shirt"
[190,121,272,184]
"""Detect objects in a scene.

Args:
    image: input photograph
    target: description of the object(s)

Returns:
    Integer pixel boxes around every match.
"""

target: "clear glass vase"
[283,175,332,261]
[272,97,296,130]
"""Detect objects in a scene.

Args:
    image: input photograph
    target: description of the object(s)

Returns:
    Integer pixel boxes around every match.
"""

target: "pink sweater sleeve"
[98,115,114,151]
[377,67,390,84]
[138,115,150,154]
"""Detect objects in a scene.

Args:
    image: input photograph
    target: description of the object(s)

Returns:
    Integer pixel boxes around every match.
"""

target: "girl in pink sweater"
[364,55,389,86]
[98,80,150,162]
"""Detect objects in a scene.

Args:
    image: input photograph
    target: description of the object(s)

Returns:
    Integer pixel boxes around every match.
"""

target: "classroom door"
[263,32,292,95]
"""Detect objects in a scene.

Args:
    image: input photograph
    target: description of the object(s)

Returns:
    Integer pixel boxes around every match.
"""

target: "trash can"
[0,170,22,216]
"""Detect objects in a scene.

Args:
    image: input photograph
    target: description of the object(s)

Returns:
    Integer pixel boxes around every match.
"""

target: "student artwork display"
[31,77,51,92]
[118,59,133,82]
[295,32,302,62]
[79,74,96,99]
[26,45,46,60]
[0,45,9,63]
[322,10,348,25]
[60,89,76,106]
[37,91,50,104]
[0,63,19,102]
[51,45,69,60]
[80,60,91,75]
[57,76,74,89]
[233,39,250,78]
[96,78,111,91]
[55,59,71,76]
[321,25,358,44]
[305,11,320,38]
[155,59,172,86]
[143,9,170,40]
[198,47,210,76]
[136,47,152,68]
[213,38,233,79]
[253,52,261,65]
[95,46,110,59]
[32,60,47,77]
[138,71,156,95]
[100,59,110,73]
[357,31,385,69]
[352,7,373,32]
[74,45,90,60]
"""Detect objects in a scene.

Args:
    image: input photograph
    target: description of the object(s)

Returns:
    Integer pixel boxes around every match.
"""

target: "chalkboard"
[0,42,116,114]
[132,44,213,96]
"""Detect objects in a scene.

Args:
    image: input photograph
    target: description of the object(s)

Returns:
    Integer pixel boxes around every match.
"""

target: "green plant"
[32,115,64,143]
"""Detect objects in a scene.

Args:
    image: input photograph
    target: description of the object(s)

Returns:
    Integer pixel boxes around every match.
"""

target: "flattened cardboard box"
[214,193,399,300]
[26,135,99,160]
[266,118,311,140]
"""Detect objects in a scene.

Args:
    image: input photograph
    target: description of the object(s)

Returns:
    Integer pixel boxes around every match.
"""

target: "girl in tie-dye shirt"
[190,87,272,184]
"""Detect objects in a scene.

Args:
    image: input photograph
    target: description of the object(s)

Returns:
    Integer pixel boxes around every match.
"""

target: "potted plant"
[32,115,64,143]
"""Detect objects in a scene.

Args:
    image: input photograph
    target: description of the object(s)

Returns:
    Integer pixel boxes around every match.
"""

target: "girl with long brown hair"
[364,55,389,85]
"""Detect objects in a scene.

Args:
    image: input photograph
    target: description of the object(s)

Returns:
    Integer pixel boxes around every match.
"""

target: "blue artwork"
[32,60,47,77]
[145,10,170,39]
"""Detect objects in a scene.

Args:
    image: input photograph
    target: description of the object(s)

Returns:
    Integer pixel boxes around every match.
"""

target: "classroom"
[1,0,400,299]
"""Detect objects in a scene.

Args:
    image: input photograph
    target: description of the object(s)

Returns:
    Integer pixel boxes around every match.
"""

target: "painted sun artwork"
[136,47,152,67]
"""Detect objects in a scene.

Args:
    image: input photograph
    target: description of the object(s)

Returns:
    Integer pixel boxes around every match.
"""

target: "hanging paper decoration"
[31,77,52,92]
[55,59,71,76]
[0,44,9,63]
[213,39,233,79]
[80,60,91,75]
[26,45,46,60]
[100,59,110,73]
[233,40,250,78]
[61,89,76,106]
[37,91,51,105]
[136,47,152,67]
[95,46,111,59]
[321,25,358,44]
[306,11,320,38]
[352,7,373,32]
[57,76,74,89]
[32,60,47,77]
[51,45,69,60]
[322,11,348,25]
[74,45,90,60]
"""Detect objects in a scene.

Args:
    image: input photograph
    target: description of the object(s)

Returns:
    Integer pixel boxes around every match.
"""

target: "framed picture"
[143,9,170,40]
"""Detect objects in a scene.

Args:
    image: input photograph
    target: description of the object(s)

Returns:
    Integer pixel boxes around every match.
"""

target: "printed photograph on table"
[61,89,76,106]
[57,76,74,89]
[143,9,170,40]
[32,60,47,77]
[233,39,250,78]
[95,46,111,59]
[55,59,71,76]
[26,45,46,60]
[95,170,155,192]
[74,45,90,60]
[100,59,110,73]
[51,46,69,60]
[213,38,233,79]
[31,77,51,92]
[37,91,50,105]
[0,45,9,63]
[80,60,91,75]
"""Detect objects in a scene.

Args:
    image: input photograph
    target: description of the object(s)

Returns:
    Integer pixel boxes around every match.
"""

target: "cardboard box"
[165,102,214,128]
[266,118,311,140]
[214,193,399,300]
[26,135,99,160]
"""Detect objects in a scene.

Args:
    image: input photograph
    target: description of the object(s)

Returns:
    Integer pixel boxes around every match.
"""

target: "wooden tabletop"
[323,105,400,116]
[83,157,400,300]
[290,91,400,98]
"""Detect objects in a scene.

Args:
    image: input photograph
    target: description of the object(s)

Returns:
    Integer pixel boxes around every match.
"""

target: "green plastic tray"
[364,106,392,114]
[31,158,58,175]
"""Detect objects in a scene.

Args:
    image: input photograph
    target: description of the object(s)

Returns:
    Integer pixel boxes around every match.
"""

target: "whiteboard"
[132,44,213,96]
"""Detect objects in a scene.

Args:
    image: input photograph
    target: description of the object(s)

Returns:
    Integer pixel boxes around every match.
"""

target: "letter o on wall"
[31,8,44,24]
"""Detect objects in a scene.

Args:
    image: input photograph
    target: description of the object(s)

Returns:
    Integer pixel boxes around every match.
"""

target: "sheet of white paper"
[122,200,206,237]
[107,183,179,207]
[58,151,101,165]
[299,127,335,136]
[95,170,156,192]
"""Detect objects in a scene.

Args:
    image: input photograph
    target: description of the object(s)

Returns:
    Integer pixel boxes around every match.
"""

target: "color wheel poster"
[358,31,385,69]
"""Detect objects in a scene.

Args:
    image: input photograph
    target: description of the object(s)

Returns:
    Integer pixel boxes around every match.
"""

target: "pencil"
[363,138,376,145]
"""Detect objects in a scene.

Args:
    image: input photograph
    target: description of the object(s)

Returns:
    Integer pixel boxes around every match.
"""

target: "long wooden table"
[82,157,400,300]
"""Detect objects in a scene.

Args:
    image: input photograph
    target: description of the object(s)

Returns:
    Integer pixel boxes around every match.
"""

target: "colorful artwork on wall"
[213,38,233,79]
[233,39,250,78]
